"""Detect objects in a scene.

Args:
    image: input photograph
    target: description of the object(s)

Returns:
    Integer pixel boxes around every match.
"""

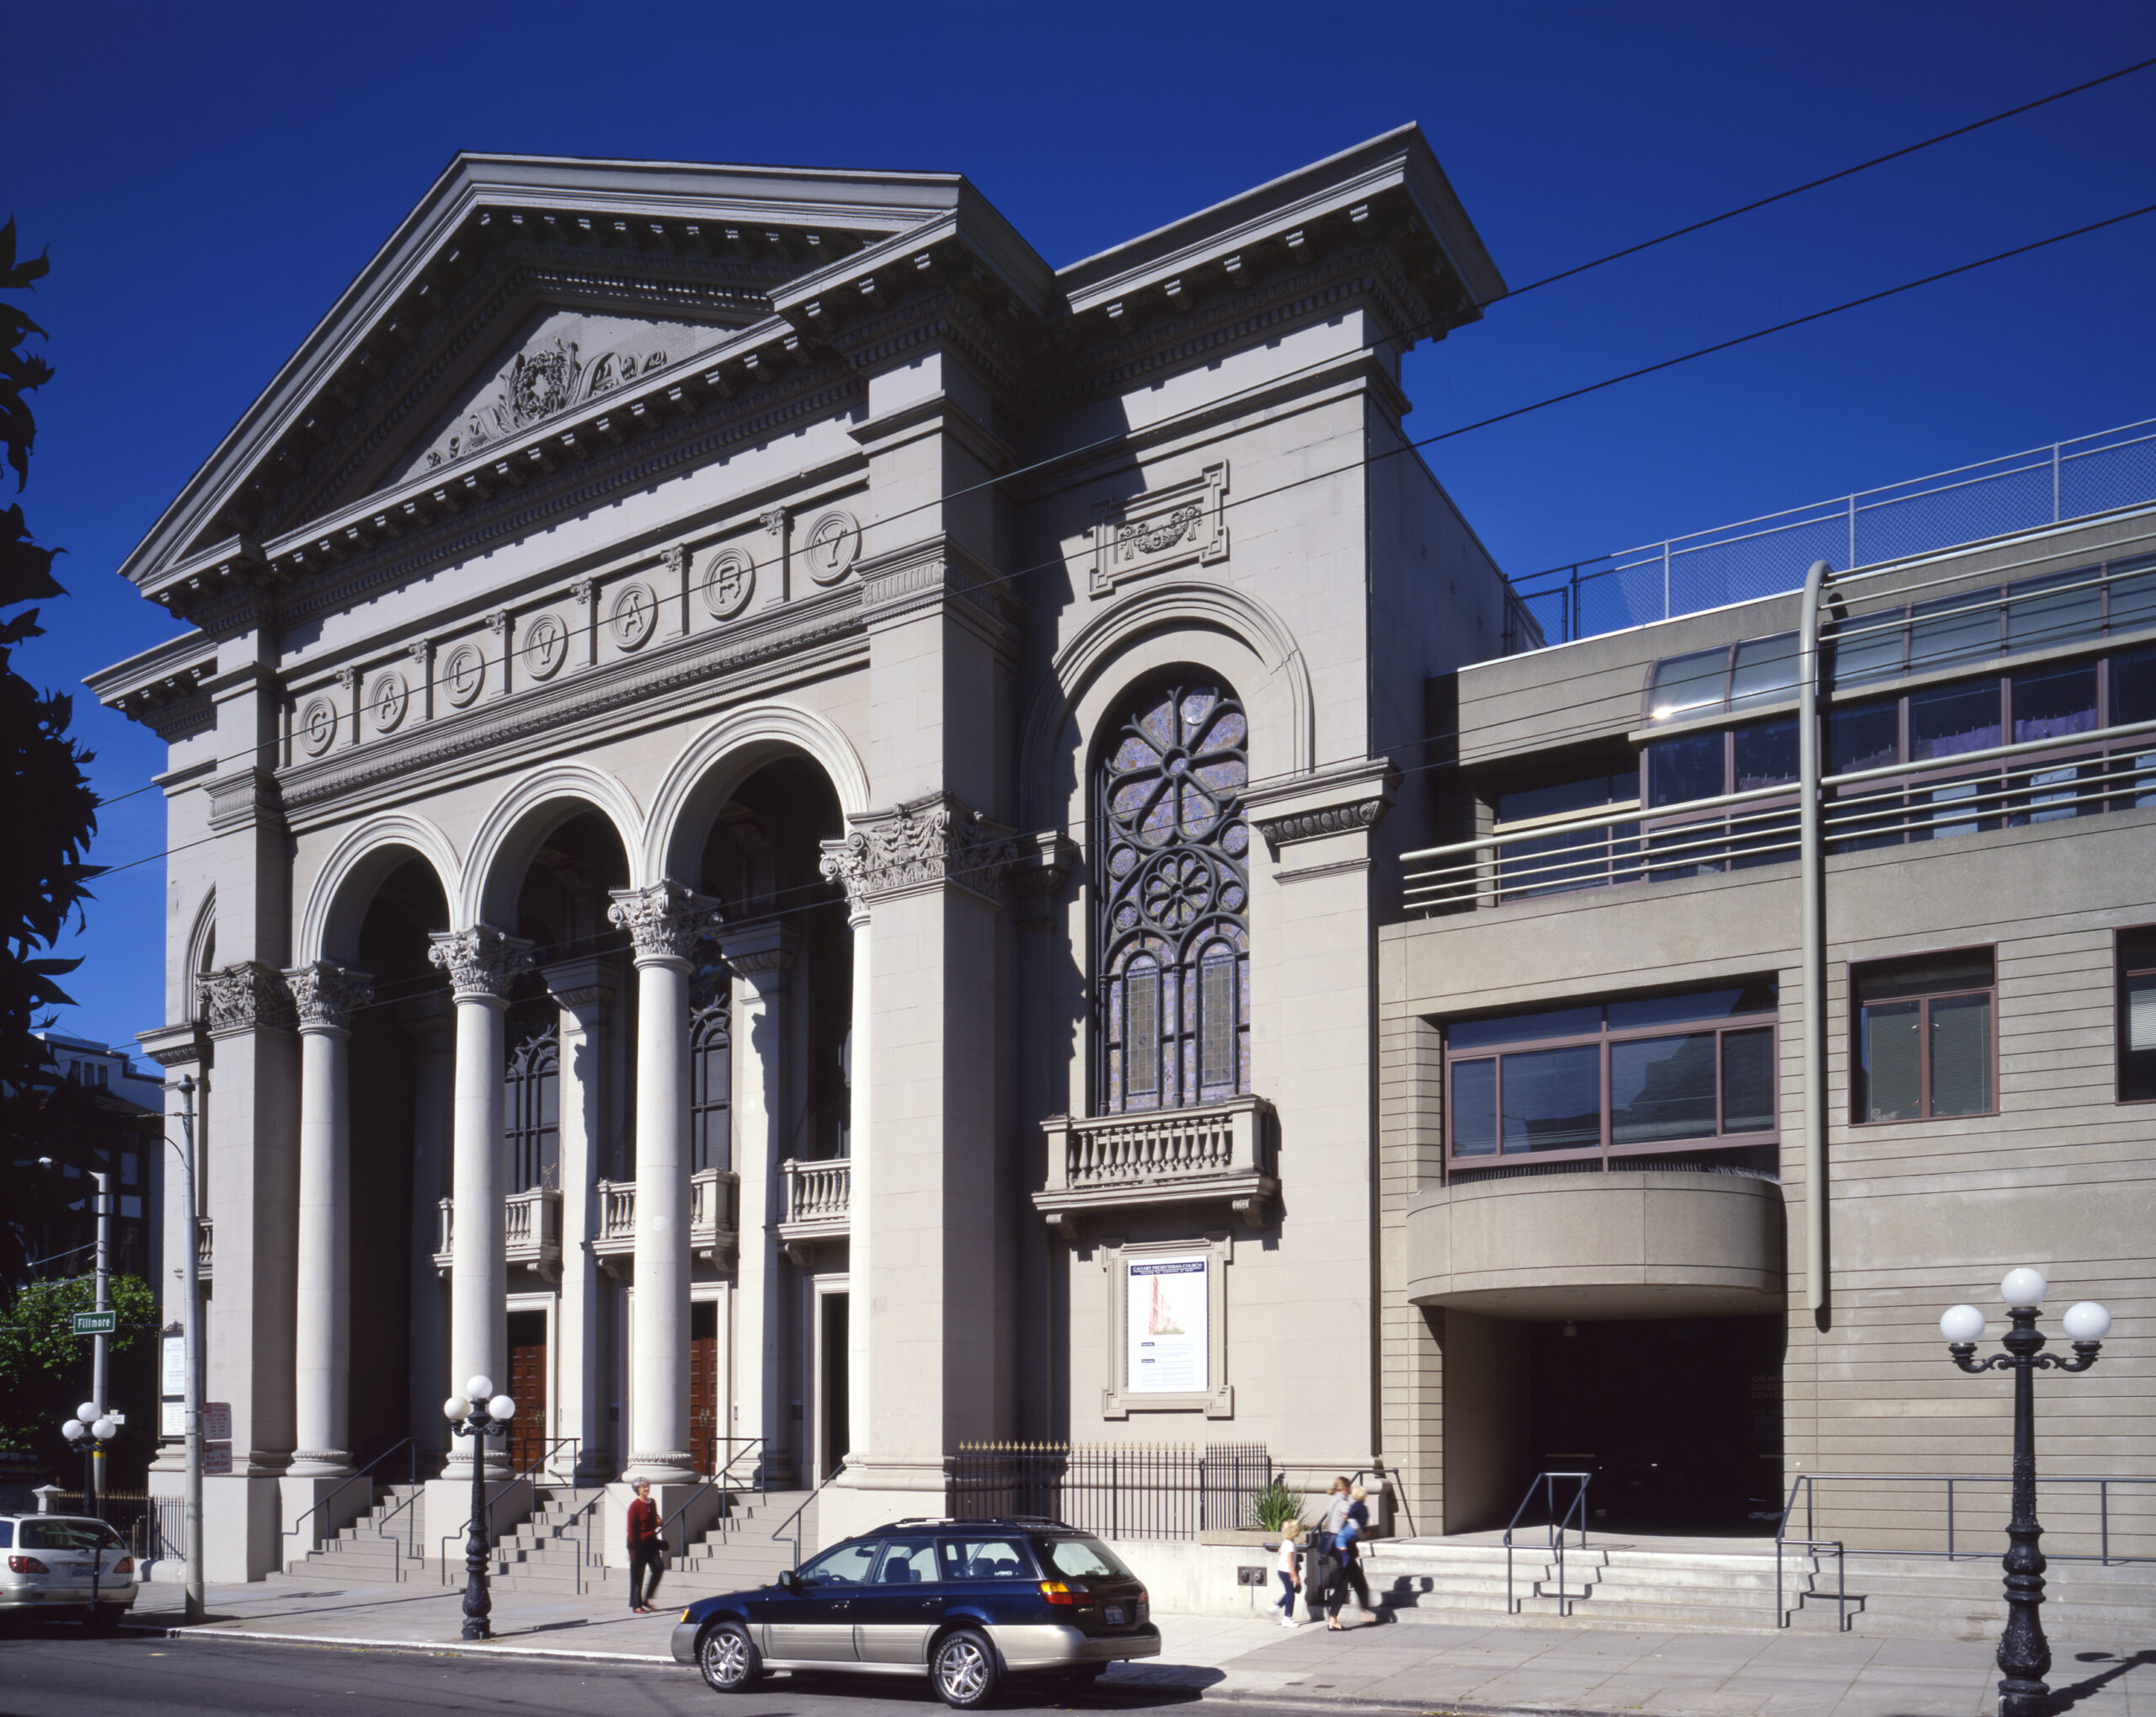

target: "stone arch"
[1018,579,1311,830]
[460,763,645,932]
[643,701,871,887]
[183,887,217,1021]
[298,813,463,967]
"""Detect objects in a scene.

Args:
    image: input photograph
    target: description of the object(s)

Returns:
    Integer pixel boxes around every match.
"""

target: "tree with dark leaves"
[0,219,105,1309]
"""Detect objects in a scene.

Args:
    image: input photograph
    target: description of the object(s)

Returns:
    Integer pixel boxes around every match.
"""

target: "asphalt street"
[0,1630,1224,1717]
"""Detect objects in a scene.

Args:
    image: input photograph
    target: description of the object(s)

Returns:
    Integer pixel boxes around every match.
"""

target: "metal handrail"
[279,1439,414,1570]
[1780,1471,2156,1566]
[1774,1535,1849,1631]
[1502,1471,1590,1617]
[373,1467,429,1580]
[664,1437,766,1560]
[435,1435,580,1587]
[771,1453,853,1570]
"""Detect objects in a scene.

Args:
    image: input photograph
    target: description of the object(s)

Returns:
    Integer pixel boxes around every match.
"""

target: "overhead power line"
[87,197,2156,900]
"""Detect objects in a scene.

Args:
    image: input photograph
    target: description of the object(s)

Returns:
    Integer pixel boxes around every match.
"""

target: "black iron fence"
[949,1442,1273,1540]
[43,1489,179,1560]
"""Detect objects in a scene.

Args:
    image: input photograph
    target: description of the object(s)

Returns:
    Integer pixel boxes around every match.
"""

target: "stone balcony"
[433,1187,563,1279]
[590,1167,740,1272]
[1032,1096,1278,1234]
[776,1156,850,1258]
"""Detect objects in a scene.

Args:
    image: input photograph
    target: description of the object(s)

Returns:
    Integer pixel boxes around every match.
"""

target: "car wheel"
[698,1620,761,1693]
[932,1628,1001,1709]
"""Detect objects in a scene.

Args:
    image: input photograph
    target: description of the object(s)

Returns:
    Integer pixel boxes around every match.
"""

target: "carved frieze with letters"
[1090,461,1229,597]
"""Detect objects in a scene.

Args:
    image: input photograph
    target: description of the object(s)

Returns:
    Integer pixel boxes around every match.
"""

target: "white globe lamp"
[2000,1268,2047,1308]
[1940,1304,1986,1345]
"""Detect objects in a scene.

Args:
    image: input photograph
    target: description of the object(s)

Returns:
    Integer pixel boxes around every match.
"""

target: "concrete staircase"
[483,1486,819,1601]
[1361,1535,2156,1640]
[291,1482,429,1585]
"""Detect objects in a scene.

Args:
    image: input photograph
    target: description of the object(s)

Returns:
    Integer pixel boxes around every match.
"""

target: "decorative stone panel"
[1090,461,1228,598]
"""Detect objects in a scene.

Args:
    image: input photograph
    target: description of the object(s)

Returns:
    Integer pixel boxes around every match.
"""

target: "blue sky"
[8,0,2154,1058]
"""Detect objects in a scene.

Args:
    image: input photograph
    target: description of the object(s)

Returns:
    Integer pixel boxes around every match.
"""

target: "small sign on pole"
[202,1402,232,1440]
[72,1310,118,1336]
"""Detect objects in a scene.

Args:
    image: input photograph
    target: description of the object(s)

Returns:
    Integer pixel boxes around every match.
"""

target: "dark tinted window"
[1496,769,1628,824]
[2108,560,2156,632]
[1732,718,1798,792]
[1501,1044,1601,1152]
[1646,731,1725,807]
[1828,699,1900,772]
[941,1537,1034,1581]
[2121,929,2156,1103]
[2112,645,2156,726]
[1828,613,1905,686]
[1908,681,2000,761]
[1855,951,1994,1004]
[1451,1058,1496,1156]
[1449,1005,1602,1050]
[0,1521,11,1548]
[1606,982,1776,1030]
[2011,663,2099,744]
[873,1539,940,1585]
[2007,571,2102,653]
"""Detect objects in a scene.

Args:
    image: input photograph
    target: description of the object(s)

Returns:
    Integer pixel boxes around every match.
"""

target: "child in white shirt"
[1273,1522,1303,1626]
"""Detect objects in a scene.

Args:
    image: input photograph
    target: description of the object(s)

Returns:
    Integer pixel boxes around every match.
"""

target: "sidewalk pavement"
[125,1576,2153,1717]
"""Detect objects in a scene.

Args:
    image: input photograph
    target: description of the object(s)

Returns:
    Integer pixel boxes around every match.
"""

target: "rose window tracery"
[1097,681,1250,1113]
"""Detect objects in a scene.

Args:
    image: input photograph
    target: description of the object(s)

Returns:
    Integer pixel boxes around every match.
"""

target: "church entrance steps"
[291,1482,427,1584]
[483,1487,817,1599]
[671,1489,816,1590]
[1363,1536,2156,1640]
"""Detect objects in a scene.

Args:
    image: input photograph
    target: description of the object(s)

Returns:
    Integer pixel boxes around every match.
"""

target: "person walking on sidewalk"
[1340,1483,1374,1618]
[1272,1522,1304,1627]
[1308,1477,1350,1624]
[627,1480,665,1613]
[1326,1506,1364,1629]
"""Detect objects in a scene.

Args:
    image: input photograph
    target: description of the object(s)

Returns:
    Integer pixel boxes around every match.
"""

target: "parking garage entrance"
[1526,1314,1784,1533]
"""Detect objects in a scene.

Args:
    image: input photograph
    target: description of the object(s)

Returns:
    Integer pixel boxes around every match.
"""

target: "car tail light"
[1038,1580,1079,1606]
[112,1557,135,1576]
[8,1555,50,1574]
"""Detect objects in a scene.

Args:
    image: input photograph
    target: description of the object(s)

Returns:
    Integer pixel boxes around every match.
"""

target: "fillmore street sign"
[72,1310,118,1336]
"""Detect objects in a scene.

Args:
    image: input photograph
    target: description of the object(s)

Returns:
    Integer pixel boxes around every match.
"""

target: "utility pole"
[177,1075,204,1624]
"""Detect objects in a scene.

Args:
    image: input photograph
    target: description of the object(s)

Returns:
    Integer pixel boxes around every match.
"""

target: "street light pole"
[177,1074,204,1625]
[90,1168,110,1518]
[444,1375,516,1642]
[1941,1271,2111,1717]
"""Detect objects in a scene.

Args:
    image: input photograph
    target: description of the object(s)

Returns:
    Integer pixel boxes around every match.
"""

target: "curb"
[127,1624,1622,1717]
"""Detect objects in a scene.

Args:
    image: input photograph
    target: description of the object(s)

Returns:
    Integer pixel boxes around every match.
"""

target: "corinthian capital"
[284,961,376,1032]
[426,925,536,1003]
[818,792,1018,914]
[196,961,296,1037]
[606,881,720,968]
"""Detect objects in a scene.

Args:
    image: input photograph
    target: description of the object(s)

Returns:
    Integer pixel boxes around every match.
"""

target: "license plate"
[1103,1604,1125,1625]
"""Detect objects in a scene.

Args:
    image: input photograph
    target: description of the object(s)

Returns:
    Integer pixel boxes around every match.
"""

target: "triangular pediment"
[119,152,971,589]
[394,307,732,485]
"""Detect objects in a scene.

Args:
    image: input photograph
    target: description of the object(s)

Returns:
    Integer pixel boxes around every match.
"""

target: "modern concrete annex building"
[90,127,2151,1588]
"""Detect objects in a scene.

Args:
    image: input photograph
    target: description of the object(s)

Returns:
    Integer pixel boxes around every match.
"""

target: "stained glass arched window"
[691,1001,732,1173]
[1097,680,1250,1112]
[503,1026,559,1192]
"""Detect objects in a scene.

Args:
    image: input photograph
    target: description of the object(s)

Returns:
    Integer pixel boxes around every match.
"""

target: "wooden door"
[690,1299,719,1477]
[507,1310,547,1474]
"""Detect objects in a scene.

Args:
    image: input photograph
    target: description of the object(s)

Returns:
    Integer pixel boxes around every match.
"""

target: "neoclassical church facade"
[98,131,1520,1576]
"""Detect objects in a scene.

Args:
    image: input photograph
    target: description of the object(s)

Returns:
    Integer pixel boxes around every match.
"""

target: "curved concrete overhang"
[1405,1169,1786,1320]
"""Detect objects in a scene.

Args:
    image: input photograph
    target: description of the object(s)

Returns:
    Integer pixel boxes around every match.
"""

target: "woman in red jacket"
[626,1480,664,1613]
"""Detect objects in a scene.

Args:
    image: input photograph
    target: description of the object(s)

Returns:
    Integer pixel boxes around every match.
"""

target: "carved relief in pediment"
[398,309,728,483]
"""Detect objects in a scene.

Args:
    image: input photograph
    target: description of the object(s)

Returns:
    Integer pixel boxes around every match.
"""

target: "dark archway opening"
[348,856,450,1466]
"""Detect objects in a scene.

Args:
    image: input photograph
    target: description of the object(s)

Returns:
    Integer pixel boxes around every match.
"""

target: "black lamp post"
[1941,1270,2112,1717]
[443,1373,516,1642]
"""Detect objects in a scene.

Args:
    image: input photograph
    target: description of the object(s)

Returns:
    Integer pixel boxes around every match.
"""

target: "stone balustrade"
[433,1186,563,1277]
[1033,1095,1278,1233]
[776,1155,850,1256]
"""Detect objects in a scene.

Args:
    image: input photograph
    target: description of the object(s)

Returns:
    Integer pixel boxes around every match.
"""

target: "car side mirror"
[776,1569,801,1594]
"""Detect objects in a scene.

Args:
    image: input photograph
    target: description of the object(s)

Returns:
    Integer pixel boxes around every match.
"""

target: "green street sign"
[71,1310,118,1336]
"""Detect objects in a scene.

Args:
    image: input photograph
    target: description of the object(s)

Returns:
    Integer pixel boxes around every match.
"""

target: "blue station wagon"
[672,1517,1161,1708]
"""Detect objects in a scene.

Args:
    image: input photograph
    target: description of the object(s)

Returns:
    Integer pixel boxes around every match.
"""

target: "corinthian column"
[426,925,535,1475]
[285,962,374,1479]
[607,882,718,1484]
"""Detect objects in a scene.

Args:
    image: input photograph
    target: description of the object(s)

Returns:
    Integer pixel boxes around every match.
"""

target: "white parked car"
[0,1515,138,1630]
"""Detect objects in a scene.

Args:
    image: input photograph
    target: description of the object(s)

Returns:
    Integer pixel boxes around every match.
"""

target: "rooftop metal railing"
[1404,717,2156,914]
[1509,417,2156,644]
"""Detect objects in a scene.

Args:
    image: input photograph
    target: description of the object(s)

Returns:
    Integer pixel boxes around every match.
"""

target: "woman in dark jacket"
[626,1480,664,1613]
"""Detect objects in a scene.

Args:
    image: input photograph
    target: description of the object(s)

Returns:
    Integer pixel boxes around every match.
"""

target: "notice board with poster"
[1102,1235,1235,1418]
